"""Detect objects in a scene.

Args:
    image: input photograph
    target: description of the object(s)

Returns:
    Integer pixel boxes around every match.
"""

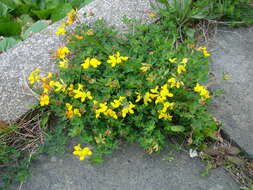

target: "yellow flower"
[177,65,186,74]
[56,46,70,59]
[194,83,210,100]
[28,68,40,85]
[74,35,84,40]
[203,50,211,57]
[167,77,183,88]
[119,96,126,102]
[107,51,128,67]
[86,91,93,100]
[81,58,90,69]
[135,95,141,103]
[196,46,211,57]
[85,29,94,36]
[58,59,68,68]
[95,103,108,118]
[67,84,74,96]
[160,84,173,98]
[111,100,121,109]
[72,84,92,102]
[49,81,63,92]
[74,108,81,117]
[41,83,50,93]
[65,103,74,119]
[122,102,135,118]
[90,58,101,68]
[40,94,49,106]
[140,63,151,72]
[194,83,202,93]
[110,96,125,109]
[144,92,153,105]
[81,58,101,69]
[147,11,157,18]
[158,111,173,120]
[55,24,66,35]
[66,9,78,25]
[168,58,177,63]
[73,145,92,161]
[161,102,175,112]
[73,144,81,152]
[105,109,118,119]
[181,58,188,65]
[40,72,53,83]
[150,86,159,93]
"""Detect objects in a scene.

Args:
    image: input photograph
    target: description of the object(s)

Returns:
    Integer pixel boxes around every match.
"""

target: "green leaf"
[50,3,72,22]
[78,0,94,8]
[0,37,18,52]
[45,0,60,9]
[0,0,18,10]
[32,8,53,19]
[18,14,34,25]
[0,21,21,36]
[0,2,8,16]
[22,20,48,39]
[170,125,185,132]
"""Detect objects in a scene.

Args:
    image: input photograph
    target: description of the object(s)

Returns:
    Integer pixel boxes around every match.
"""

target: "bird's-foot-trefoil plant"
[27,10,219,164]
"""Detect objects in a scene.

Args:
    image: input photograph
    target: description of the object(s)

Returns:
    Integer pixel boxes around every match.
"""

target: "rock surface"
[14,144,239,190]
[210,26,253,157]
[0,0,155,123]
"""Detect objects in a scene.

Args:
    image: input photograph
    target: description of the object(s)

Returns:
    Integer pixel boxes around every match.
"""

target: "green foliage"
[0,37,19,52]
[38,119,69,155]
[0,0,93,51]
[0,144,30,190]
[22,20,49,39]
[241,185,253,190]
[152,0,253,26]
[31,18,218,164]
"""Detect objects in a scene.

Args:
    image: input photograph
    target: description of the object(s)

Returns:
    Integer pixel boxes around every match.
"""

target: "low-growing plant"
[28,14,219,163]
[151,0,253,39]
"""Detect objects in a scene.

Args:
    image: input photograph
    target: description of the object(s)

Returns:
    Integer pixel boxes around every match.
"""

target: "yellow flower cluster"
[139,83,175,120]
[55,23,66,35]
[95,102,118,119]
[40,72,53,93]
[168,58,177,63]
[28,68,67,106]
[140,63,152,72]
[55,9,78,35]
[194,83,210,100]
[122,102,135,118]
[196,46,211,57]
[28,68,40,85]
[39,72,53,106]
[40,94,49,106]
[66,9,78,25]
[72,84,93,102]
[72,144,92,161]
[177,58,188,75]
[111,96,125,108]
[49,81,64,92]
[58,59,68,68]
[167,77,183,88]
[65,103,81,119]
[107,51,129,67]
[56,46,70,59]
[81,57,102,69]
[93,96,136,119]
